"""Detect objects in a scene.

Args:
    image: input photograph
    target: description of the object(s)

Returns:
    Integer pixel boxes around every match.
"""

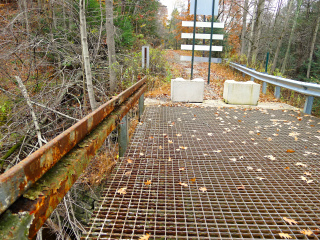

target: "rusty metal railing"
[0,77,147,239]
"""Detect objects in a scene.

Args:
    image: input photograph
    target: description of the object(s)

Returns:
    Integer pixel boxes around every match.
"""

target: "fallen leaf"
[229,158,237,162]
[117,187,127,195]
[239,156,244,160]
[180,146,188,150]
[197,138,202,141]
[228,141,234,143]
[247,166,253,170]
[273,133,279,136]
[296,162,307,167]
[307,180,314,184]
[179,167,185,171]
[279,233,292,239]
[168,140,173,144]
[286,149,295,153]
[249,131,254,135]
[168,157,172,162]
[264,155,276,161]
[139,233,150,240]
[140,153,144,156]
[176,133,182,137]
[208,133,213,136]
[256,168,262,172]
[256,177,265,180]
[304,172,311,176]
[294,136,298,141]
[283,217,298,225]
[238,120,242,122]
[238,185,245,190]
[300,176,308,181]
[300,229,313,237]
[284,167,290,170]
[159,146,163,150]
[125,171,132,176]
[149,136,154,139]
[251,138,255,141]
[289,132,300,137]
[144,180,151,185]
[190,178,196,183]
[127,159,133,163]
[267,137,272,141]
[179,182,188,187]
[213,150,222,153]
[199,187,207,192]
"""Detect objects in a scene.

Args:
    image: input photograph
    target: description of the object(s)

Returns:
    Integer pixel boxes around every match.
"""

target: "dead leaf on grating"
[117,187,127,195]
[256,169,262,172]
[238,185,245,190]
[213,150,222,153]
[144,180,151,186]
[168,140,173,144]
[296,162,307,167]
[284,167,290,170]
[168,157,172,162]
[149,136,154,139]
[300,176,308,181]
[286,149,295,153]
[267,137,272,141]
[179,167,185,171]
[176,133,182,137]
[300,229,313,236]
[159,146,163,150]
[283,217,298,225]
[251,138,255,141]
[307,180,314,184]
[180,146,188,150]
[279,233,292,239]
[249,131,254,135]
[138,233,150,240]
[256,177,265,180]
[199,187,207,192]
[208,133,213,136]
[304,172,311,176]
[127,159,133,164]
[197,138,202,141]
[190,178,196,183]
[247,166,253,170]
[179,182,188,187]
[294,136,298,141]
[273,133,279,136]
[124,171,132,176]
[239,156,244,160]
[264,155,276,161]
[229,158,237,162]
[140,152,144,156]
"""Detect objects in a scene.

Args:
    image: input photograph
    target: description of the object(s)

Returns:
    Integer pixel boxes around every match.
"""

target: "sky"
[159,0,187,18]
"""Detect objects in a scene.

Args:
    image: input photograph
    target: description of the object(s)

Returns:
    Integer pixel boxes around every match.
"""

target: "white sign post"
[142,46,149,69]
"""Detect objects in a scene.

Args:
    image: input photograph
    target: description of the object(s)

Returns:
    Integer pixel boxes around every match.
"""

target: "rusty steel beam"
[0,77,147,215]
[0,84,147,239]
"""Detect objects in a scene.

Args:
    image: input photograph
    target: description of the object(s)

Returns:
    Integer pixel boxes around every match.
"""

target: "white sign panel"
[190,0,219,16]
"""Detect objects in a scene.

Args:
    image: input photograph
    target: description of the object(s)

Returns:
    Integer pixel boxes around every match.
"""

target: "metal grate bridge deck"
[83,106,320,239]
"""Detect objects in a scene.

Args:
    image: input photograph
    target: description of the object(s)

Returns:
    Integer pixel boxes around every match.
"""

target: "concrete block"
[171,78,204,103]
[223,80,260,105]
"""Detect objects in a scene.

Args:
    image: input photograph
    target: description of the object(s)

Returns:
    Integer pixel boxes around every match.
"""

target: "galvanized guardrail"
[0,77,147,239]
[229,62,320,114]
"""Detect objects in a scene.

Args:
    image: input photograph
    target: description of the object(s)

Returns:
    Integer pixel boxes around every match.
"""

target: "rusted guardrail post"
[139,93,144,122]
[118,115,128,157]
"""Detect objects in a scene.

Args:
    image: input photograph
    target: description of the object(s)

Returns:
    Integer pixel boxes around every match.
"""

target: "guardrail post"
[139,93,144,122]
[251,77,254,81]
[118,115,129,157]
[303,96,314,114]
[262,82,267,94]
[274,86,281,99]
[242,73,245,77]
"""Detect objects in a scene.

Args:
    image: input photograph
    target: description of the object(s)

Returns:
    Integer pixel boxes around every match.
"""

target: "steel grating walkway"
[83,106,320,239]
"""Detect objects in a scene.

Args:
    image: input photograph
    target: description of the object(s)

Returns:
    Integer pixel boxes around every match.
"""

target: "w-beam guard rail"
[229,62,320,114]
[0,77,147,239]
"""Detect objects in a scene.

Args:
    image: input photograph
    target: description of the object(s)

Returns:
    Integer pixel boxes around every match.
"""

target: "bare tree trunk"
[15,76,44,147]
[281,0,303,74]
[105,0,117,93]
[307,14,320,79]
[247,0,256,65]
[79,0,98,111]
[270,0,294,74]
[240,0,249,56]
[21,0,29,35]
[251,0,265,66]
